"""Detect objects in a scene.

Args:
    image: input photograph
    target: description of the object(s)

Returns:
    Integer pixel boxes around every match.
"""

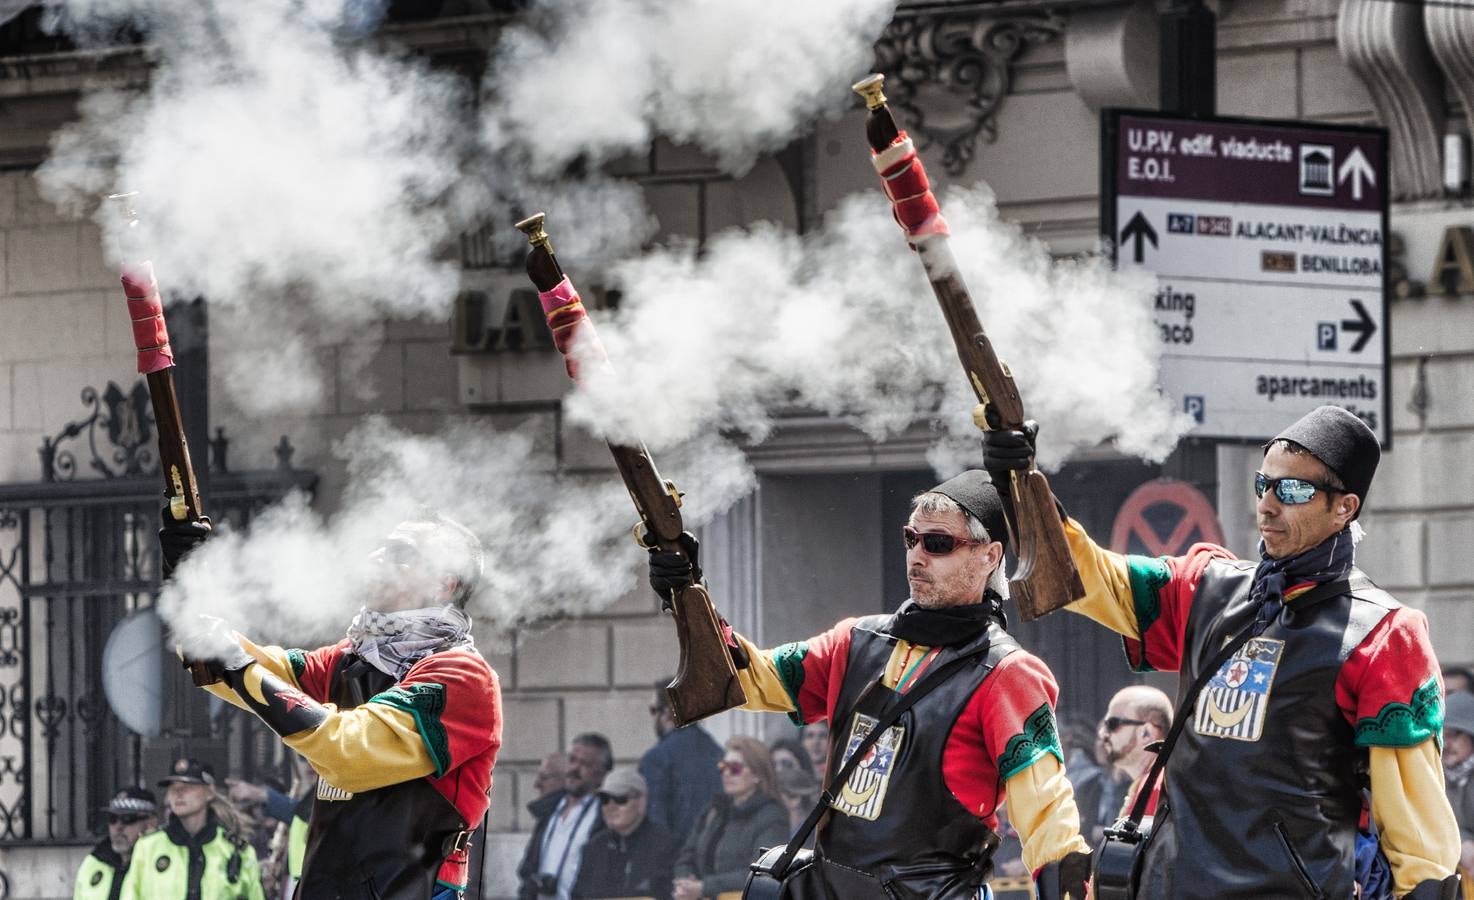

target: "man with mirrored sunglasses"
[984,404,1462,899]
[648,471,1091,900]
[75,787,158,900]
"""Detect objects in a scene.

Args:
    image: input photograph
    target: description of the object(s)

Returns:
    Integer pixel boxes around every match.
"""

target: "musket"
[514,213,746,726]
[851,74,1084,621]
[108,192,213,685]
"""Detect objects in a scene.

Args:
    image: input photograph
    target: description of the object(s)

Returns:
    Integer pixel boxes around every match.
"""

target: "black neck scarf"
[1248,527,1355,630]
[887,592,1004,647]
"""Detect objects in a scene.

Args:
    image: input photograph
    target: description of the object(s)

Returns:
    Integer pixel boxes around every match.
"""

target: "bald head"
[1100,684,1173,778]
[1113,685,1172,734]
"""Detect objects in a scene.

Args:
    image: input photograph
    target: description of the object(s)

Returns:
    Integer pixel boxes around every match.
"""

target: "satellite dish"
[103,610,163,738]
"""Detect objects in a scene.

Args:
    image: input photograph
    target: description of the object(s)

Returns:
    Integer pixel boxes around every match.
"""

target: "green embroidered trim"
[1354,676,1444,749]
[285,649,308,682]
[770,641,810,727]
[996,703,1065,781]
[368,682,452,776]
[1122,556,1171,673]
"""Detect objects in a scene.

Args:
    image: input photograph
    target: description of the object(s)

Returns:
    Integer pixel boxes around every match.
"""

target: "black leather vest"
[295,654,468,900]
[818,616,1019,900]
[1138,561,1395,900]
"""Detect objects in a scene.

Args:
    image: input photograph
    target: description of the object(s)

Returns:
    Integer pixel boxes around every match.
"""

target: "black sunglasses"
[902,526,986,556]
[108,813,149,825]
[1101,716,1146,733]
[597,793,632,806]
[1254,472,1342,505]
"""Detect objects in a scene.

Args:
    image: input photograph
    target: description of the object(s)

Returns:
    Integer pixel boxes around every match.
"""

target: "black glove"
[159,508,212,578]
[1035,849,1092,900]
[1402,875,1460,900]
[981,419,1039,478]
[176,614,251,687]
[647,531,702,602]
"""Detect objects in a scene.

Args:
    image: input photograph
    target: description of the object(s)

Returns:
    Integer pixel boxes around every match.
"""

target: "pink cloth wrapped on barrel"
[538,275,609,381]
[120,261,174,374]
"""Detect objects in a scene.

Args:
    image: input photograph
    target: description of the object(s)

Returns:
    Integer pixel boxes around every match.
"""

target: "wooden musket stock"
[514,213,745,726]
[852,75,1084,621]
[108,193,213,685]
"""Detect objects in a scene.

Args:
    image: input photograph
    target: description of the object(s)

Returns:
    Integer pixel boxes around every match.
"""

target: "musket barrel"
[851,75,1084,620]
[514,213,746,723]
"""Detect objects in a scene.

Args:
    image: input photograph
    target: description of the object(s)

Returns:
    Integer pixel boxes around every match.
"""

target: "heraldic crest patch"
[832,712,904,821]
[1194,636,1285,742]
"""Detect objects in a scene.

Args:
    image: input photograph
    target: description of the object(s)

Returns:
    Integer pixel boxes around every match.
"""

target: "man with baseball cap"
[571,767,677,899]
[74,787,157,900]
[1444,691,1474,885]
[985,405,1462,898]
[119,758,264,900]
[648,471,1091,899]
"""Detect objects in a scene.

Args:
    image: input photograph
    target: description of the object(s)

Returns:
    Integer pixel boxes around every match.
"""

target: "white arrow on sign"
[1338,147,1376,201]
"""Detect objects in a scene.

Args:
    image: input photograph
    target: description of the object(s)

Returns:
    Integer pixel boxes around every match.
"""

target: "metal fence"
[0,381,315,846]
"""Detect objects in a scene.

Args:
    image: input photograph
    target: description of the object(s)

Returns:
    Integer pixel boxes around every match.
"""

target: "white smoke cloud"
[485,0,899,174]
[39,0,473,324]
[163,416,756,651]
[566,185,1190,474]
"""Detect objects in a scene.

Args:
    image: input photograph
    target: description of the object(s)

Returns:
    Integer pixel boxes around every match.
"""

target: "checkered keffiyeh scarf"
[347,605,475,679]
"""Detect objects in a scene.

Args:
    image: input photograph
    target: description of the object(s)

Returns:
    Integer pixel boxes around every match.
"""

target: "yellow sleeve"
[734,632,800,715]
[243,846,266,900]
[1003,752,1091,874]
[201,636,302,710]
[283,702,436,793]
[1061,518,1140,639]
[117,841,143,900]
[1370,742,1460,895]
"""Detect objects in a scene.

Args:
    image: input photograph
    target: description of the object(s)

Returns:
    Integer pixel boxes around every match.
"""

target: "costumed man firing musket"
[648,473,1092,900]
[984,406,1463,899]
[159,514,501,900]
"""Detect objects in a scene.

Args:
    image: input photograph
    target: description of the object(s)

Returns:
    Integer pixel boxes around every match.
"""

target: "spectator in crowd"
[1098,685,1172,818]
[75,787,157,900]
[776,766,820,835]
[534,752,567,801]
[638,680,722,837]
[572,768,677,899]
[799,721,828,774]
[1444,691,1474,881]
[768,737,813,777]
[518,733,612,900]
[1445,666,1474,699]
[120,758,264,900]
[671,737,788,900]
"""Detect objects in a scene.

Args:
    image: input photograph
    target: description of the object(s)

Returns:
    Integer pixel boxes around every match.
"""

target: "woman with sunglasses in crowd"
[985,405,1463,900]
[649,473,1092,900]
[671,737,787,900]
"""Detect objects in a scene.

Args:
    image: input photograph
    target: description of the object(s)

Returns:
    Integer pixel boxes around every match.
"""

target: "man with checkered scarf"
[160,513,501,900]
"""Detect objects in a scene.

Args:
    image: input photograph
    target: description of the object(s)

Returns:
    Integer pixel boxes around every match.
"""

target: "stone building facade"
[0,0,1471,897]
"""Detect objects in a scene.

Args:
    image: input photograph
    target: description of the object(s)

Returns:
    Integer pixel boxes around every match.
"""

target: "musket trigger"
[631,522,655,549]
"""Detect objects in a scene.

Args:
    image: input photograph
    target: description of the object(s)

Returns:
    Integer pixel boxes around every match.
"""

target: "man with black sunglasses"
[74,788,158,900]
[984,404,1463,899]
[571,768,677,899]
[648,471,1092,900]
[1097,687,1171,821]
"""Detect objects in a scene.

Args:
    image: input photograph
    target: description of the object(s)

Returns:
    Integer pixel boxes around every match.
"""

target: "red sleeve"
[395,649,502,771]
[292,639,350,702]
[770,618,859,725]
[941,650,1061,819]
[1122,543,1234,673]
[1336,606,1444,747]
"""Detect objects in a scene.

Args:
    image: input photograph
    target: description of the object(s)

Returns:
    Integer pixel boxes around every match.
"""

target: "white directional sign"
[1103,111,1390,445]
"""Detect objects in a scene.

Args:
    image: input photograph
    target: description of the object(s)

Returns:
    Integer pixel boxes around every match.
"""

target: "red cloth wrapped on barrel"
[120,262,174,374]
